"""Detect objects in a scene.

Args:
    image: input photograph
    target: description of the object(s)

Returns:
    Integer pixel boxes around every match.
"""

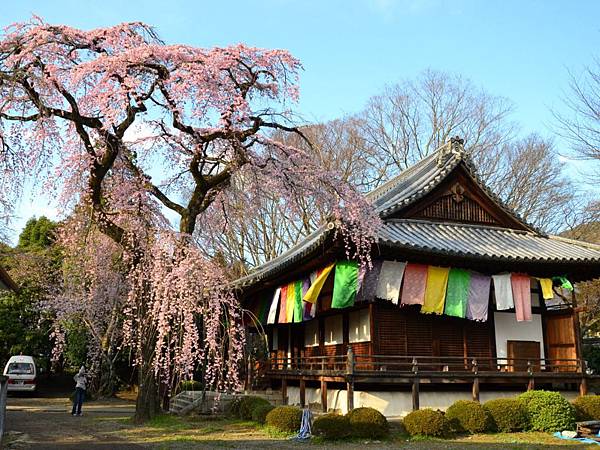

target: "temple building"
[235,137,600,416]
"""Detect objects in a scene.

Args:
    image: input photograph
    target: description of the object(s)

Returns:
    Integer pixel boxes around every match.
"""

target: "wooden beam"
[412,377,420,411]
[527,377,535,391]
[347,380,354,412]
[321,378,328,413]
[580,377,588,396]
[299,379,306,408]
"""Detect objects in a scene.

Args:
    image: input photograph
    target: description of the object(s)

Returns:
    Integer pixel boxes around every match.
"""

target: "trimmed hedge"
[312,413,350,439]
[445,400,490,434]
[573,395,600,421]
[265,406,302,432]
[483,398,528,432]
[403,409,449,437]
[251,404,275,424]
[517,390,576,432]
[346,407,389,439]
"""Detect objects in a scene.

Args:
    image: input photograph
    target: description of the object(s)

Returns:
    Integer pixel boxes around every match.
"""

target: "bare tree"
[205,70,582,271]
[485,134,575,232]
[555,60,600,177]
[358,69,516,176]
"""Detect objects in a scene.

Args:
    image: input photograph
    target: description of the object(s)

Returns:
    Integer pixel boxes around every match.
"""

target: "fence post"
[411,358,419,411]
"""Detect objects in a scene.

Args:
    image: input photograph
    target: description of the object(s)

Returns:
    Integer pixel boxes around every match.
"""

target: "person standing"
[71,366,86,416]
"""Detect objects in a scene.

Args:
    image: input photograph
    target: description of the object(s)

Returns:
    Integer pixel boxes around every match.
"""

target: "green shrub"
[517,390,576,432]
[265,406,302,432]
[573,395,600,421]
[312,413,350,439]
[346,407,389,439]
[403,409,449,437]
[483,398,528,432]
[445,400,490,434]
[251,404,275,424]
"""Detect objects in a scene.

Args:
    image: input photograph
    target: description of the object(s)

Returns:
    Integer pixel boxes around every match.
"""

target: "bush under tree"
[265,406,302,432]
[403,409,449,437]
[483,398,528,432]
[517,390,576,432]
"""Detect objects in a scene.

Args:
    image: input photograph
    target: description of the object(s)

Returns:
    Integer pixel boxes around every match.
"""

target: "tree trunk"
[134,326,160,423]
[134,356,160,423]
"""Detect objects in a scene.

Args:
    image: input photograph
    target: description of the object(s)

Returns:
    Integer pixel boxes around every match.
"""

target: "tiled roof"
[233,224,331,289]
[233,140,600,289]
[367,141,535,231]
[379,219,600,263]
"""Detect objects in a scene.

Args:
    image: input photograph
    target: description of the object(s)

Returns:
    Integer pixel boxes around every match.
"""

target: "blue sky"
[2,0,599,241]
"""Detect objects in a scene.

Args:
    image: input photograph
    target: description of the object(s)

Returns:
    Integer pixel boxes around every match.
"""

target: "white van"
[3,355,37,392]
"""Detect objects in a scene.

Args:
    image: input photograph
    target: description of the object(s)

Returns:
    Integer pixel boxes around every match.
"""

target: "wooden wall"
[372,302,494,361]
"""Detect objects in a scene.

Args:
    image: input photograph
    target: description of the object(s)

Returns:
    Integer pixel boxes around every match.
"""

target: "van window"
[7,363,34,375]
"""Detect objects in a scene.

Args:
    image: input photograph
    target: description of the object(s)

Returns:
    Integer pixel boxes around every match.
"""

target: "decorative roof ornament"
[437,136,466,167]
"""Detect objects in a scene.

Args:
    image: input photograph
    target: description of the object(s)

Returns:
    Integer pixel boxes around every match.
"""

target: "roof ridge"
[548,234,600,251]
[384,218,537,235]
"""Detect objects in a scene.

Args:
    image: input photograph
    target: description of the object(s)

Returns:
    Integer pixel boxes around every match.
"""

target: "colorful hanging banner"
[375,260,406,304]
[286,281,296,322]
[538,278,554,300]
[401,263,428,306]
[293,280,303,323]
[356,260,382,303]
[492,273,514,310]
[267,287,280,324]
[444,268,471,318]
[512,274,532,322]
[553,276,573,291]
[278,285,288,324]
[303,263,335,303]
[331,260,359,309]
[466,272,491,322]
[422,266,450,314]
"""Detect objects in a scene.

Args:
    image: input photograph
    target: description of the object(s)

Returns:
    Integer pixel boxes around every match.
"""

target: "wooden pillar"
[472,378,480,402]
[412,377,420,411]
[527,377,535,391]
[346,347,355,412]
[346,381,354,412]
[299,379,306,408]
[281,379,288,405]
[580,377,588,396]
[321,378,328,412]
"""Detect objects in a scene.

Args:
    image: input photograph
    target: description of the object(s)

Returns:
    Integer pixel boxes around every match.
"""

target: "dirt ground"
[2,393,595,449]
[3,395,141,449]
